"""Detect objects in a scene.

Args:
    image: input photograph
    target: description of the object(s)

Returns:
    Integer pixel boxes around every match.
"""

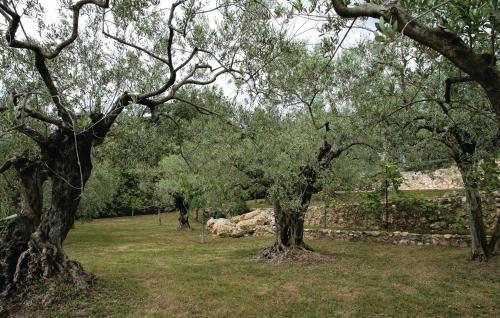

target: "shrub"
[213,211,226,219]
[229,200,251,216]
[361,189,384,220]
[444,209,469,234]
[392,194,442,219]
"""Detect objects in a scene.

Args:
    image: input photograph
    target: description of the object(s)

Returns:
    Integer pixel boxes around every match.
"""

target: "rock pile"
[206,209,275,238]
[400,166,463,190]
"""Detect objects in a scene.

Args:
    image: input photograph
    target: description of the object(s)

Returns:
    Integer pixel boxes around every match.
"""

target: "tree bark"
[0,158,45,299]
[175,195,190,230]
[458,163,490,261]
[260,165,317,259]
[482,78,500,131]
[275,202,307,247]
[1,132,96,309]
[194,208,199,223]
[489,215,500,255]
[260,201,311,259]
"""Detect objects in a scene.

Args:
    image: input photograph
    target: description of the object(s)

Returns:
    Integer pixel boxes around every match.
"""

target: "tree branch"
[0,1,110,59]
[319,140,375,167]
[16,125,46,143]
[0,157,15,173]
[22,107,65,128]
[445,76,473,103]
[331,1,493,81]
[0,1,109,125]
[102,28,170,64]
[132,0,187,102]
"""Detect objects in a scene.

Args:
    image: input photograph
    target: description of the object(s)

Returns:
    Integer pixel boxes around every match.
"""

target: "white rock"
[207,218,236,237]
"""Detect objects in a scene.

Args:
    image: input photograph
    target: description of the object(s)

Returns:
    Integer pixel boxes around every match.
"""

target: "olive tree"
[230,32,378,257]
[336,39,499,260]
[155,155,200,230]
[0,0,241,308]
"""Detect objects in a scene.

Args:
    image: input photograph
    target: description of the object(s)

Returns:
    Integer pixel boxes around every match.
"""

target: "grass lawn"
[52,212,500,318]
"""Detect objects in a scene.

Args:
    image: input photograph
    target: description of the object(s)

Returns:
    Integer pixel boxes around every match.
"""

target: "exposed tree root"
[0,237,94,316]
[176,221,191,231]
[469,250,488,262]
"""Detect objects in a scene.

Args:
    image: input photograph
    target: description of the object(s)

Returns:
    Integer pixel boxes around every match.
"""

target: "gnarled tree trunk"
[175,195,190,231]
[260,165,317,259]
[260,201,310,259]
[259,138,368,260]
[0,158,45,299]
[1,132,96,310]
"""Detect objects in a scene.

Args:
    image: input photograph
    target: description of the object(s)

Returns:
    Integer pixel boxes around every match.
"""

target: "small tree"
[155,155,202,230]
[338,39,499,260]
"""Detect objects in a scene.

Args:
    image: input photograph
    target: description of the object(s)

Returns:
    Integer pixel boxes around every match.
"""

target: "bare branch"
[16,124,46,143]
[46,0,110,59]
[102,27,169,64]
[377,98,437,124]
[0,4,11,22]
[182,69,229,86]
[0,1,110,59]
[151,67,232,106]
[9,92,67,128]
[22,107,65,127]
[445,76,473,103]
[33,54,74,123]
[0,1,109,125]
[132,1,187,101]
[319,140,375,166]
[171,96,239,128]
[174,47,199,72]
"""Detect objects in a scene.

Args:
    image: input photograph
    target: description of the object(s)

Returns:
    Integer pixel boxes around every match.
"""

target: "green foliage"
[361,189,385,220]
[212,211,226,219]
[368,161,404,193]
[155,155,200,207]
[78,162,121,220]
[361,189,449,222]
[391,194,444,219]
[229,199,251,216]
[361,161,403,219]
[444,209,469,234]
[479,156,500,193]
[0,172,17,219]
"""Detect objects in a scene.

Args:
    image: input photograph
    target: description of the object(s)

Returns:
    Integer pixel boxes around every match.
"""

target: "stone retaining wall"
[305,193,499,234]
[304,229,473,247]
